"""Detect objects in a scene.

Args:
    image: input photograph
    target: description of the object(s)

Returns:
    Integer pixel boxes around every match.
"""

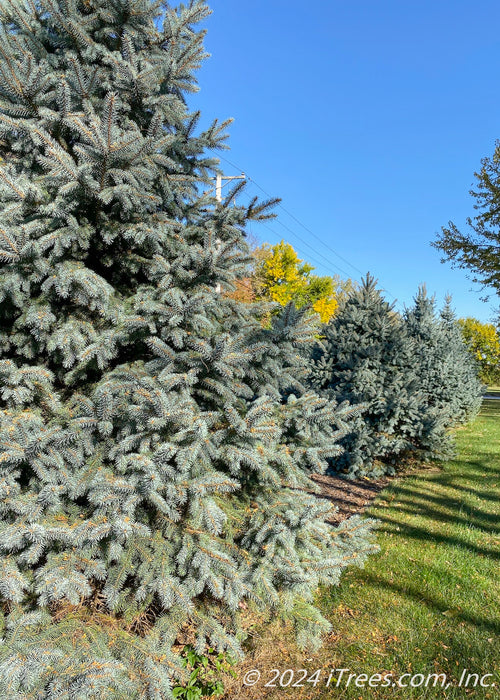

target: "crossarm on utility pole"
[215,173,245,202]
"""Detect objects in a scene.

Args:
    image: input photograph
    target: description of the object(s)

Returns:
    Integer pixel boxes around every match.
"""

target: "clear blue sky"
[190,0,500,323]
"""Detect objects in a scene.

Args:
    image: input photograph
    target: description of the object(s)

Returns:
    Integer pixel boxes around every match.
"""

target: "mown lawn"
[225,399,500,699]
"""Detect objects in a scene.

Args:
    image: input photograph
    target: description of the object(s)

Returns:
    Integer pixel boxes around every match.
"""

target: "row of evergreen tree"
[0,0,484,695]
[309,275,483,478]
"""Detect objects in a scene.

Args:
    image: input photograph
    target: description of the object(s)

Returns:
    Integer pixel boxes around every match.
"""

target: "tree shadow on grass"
[376,504,500,535]
[372,487,500,534]
[372,513,500,561]
[403,476,500,504]
[422,457,499,475]
[476,414,500,424]
[357,568,500,636]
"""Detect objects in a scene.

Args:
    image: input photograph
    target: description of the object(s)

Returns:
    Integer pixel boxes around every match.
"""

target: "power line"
[252,217,354,280]
[216,152,397,300]
[238,188,354,277]
[229,186,355,278]
[217,154,364,274]
[256,223,349,279]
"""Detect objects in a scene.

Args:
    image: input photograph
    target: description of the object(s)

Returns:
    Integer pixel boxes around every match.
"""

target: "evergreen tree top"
[440,294,457,325]
[404,285,439,333]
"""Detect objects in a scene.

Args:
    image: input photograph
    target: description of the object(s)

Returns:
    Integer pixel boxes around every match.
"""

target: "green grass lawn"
[226,400,500,699]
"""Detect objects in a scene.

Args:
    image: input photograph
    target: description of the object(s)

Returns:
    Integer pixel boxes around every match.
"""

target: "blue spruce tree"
[403,286,469,459]
[310,274,427,478]
[0,1,375,696]
[438,296,483,424]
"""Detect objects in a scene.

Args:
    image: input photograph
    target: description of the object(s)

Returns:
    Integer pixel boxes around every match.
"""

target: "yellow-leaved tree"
[458,317,500,385]
[253,240,354,322]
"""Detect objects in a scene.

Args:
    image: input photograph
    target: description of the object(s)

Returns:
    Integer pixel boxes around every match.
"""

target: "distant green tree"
[433,141,500,300]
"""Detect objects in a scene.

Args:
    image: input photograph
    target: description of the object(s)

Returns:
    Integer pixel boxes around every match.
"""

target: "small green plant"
[172,645,237,699]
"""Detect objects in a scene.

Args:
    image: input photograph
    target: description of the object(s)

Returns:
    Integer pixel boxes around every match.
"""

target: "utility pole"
[215,173,245,203]
[214,173,245,293]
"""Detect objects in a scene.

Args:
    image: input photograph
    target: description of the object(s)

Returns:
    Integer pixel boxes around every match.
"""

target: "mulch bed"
[310,472,392,525]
